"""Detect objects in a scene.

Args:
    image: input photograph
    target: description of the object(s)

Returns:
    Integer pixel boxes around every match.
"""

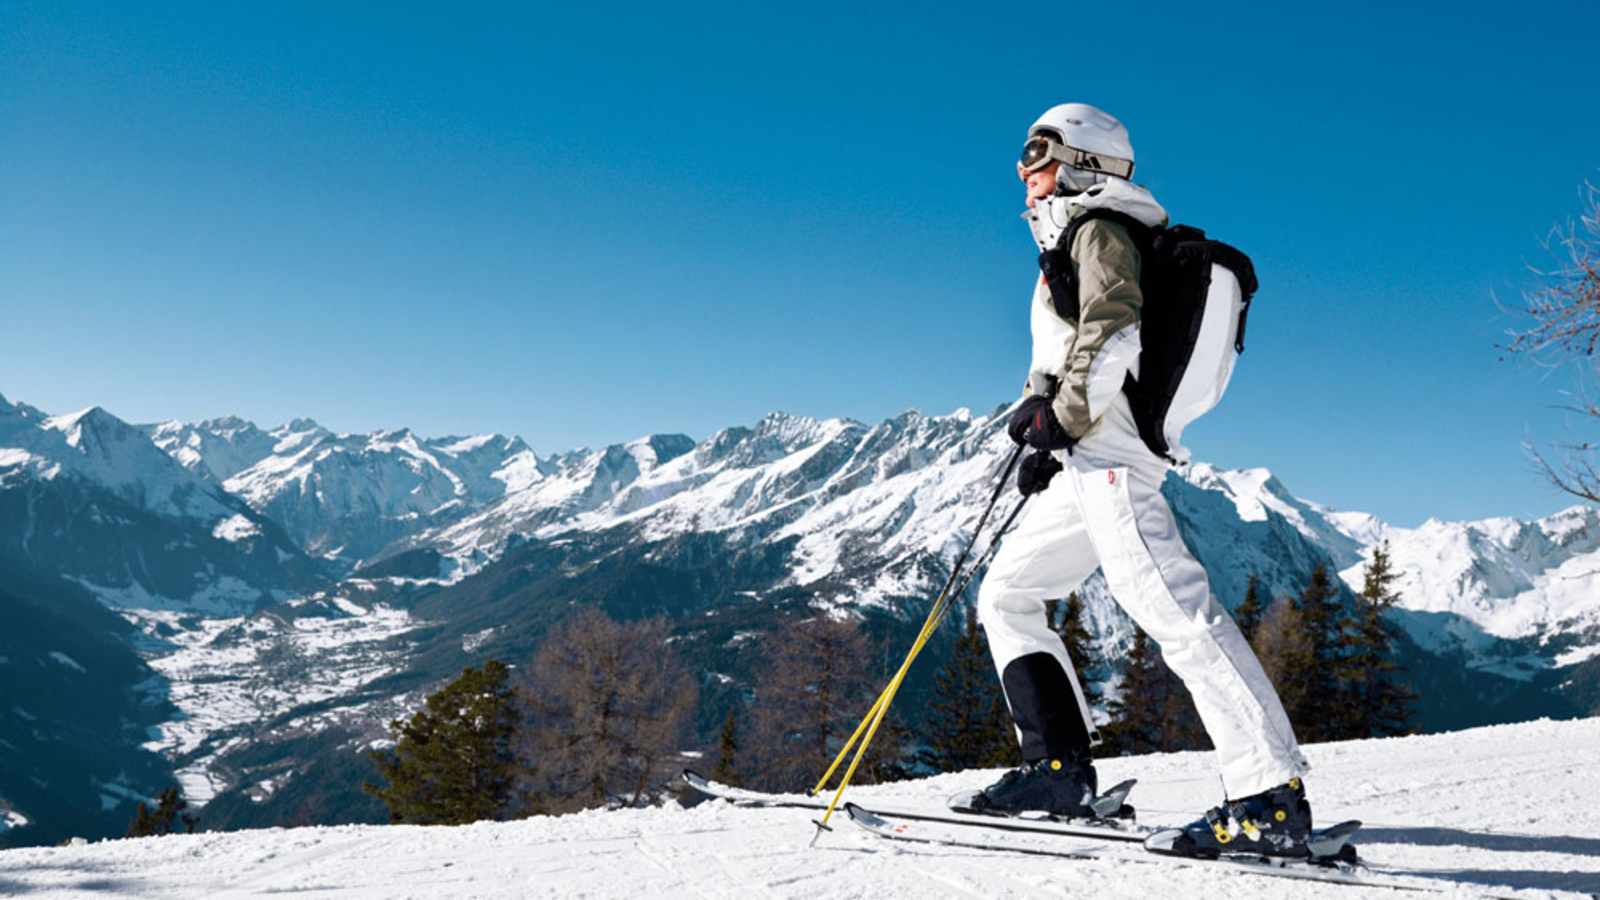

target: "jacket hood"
[1068,179,1168,228]
[1024,179,1168,251]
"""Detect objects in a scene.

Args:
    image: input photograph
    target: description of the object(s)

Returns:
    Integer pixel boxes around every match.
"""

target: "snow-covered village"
[4,3,1600,898]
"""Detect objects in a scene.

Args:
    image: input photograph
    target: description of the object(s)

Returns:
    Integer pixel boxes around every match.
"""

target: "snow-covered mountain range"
[0,393,321,616]
[1348,508,1600,671]
[2,396,235,524]
[144,416,537,568]
[2,388,1597,848]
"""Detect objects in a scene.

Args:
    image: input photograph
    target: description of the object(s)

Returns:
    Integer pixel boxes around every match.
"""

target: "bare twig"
[1500,183,1600,359]
[1503,181,1600,505]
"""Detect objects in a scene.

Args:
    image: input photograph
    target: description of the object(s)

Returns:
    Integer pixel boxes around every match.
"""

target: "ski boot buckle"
[1223,801,1263,841]
[1204,807,1233,844]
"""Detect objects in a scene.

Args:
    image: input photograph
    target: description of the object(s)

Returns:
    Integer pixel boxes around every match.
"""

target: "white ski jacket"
[1023,180,1168,442]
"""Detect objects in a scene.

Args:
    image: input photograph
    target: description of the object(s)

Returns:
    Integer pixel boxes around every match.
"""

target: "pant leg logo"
[1107,470,1116,485]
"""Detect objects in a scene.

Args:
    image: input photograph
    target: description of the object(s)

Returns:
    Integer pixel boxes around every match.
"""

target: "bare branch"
[1502,180,1600,507]
[1526,440,1600,504]
[1499,181,1600,365]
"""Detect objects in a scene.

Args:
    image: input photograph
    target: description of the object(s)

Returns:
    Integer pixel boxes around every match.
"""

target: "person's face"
[1018,160,1059,208]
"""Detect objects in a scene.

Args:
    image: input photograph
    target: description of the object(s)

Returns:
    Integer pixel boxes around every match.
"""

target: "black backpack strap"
[1037,208,1155,322]
[1071,208,1155,250]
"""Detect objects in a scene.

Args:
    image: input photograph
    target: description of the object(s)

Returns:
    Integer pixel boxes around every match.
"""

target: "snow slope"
[2,716,1597,898]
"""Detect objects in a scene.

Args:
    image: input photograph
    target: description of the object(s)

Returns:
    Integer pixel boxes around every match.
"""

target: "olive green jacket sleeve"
[1050,218,1143,438]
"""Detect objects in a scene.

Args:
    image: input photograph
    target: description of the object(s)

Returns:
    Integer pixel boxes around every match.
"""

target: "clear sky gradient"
[4,1,1598,526]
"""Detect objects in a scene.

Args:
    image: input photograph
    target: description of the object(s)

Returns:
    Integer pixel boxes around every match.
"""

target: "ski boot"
[949,755,1125,820]
[1146,777,1336,860]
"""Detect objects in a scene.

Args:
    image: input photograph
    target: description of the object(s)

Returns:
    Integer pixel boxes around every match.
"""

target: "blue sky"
[3,1,1597,526]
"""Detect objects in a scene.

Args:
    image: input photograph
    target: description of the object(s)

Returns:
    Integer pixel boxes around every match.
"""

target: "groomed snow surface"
[5,718,1599,898]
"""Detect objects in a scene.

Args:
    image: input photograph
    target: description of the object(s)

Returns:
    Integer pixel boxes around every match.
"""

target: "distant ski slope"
[3,716,1597,898]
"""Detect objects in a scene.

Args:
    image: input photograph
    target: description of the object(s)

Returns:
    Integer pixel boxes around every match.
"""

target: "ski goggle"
[1019,134,1134,179]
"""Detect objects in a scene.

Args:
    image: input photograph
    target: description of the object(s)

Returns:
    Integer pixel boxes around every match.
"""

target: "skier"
[963,102,1316,859]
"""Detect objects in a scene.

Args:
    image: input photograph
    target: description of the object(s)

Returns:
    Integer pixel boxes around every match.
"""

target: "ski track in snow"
[4,717,1599,898]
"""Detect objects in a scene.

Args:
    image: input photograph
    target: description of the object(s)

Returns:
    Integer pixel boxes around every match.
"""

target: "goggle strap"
[1060,144,1134,180]
[1023,136,1134,180]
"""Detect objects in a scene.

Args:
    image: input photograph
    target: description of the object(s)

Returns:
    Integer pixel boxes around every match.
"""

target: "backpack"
[1039,210,1259,463]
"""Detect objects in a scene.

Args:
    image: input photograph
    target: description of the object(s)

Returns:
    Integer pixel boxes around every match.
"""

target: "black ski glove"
[1009,395,1076,452]
[1008,395,1048,445]
[1017,449,1063,496]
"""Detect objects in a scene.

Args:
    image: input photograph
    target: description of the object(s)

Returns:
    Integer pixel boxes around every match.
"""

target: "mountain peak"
[196,415,261,435]
[43,406,136,447]
[46,404,106,426]
[369,427,417,446]
[432,433,517,456]
[622,433,696,470]
[1182,462,1275,496]
[0,392,35,425]
[0,395,48,431]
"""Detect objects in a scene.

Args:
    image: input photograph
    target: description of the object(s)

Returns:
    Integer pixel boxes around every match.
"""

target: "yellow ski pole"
[806,493,1030,832]
[807,443,1024,798]
[807,586,952,796]
[806,490,1030,832]
[812,518,1036,832]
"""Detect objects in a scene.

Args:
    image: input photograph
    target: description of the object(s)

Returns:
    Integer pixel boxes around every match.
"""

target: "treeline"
[362,611,908,824]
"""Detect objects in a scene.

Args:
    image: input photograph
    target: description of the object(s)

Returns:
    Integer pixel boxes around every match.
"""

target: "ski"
[681,770,1149,842]
[843,803,1457,896]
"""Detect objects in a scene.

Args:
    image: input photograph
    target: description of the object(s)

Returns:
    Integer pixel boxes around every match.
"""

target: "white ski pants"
[977,443,1309,799]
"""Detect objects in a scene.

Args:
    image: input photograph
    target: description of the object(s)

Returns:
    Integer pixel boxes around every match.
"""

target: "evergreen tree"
[1339,543,1417,738]
[922,607,1016,772]
[126,803,154,838]
[711,708,742,786]
[364,659,520,825]
[1235,574,1266,646]
[1101,628,1163,755]
[125,787,197,838]
[1293,566,1348,742]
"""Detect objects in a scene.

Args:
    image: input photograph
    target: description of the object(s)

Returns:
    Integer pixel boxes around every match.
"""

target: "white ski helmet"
[1024,103,1135,192]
